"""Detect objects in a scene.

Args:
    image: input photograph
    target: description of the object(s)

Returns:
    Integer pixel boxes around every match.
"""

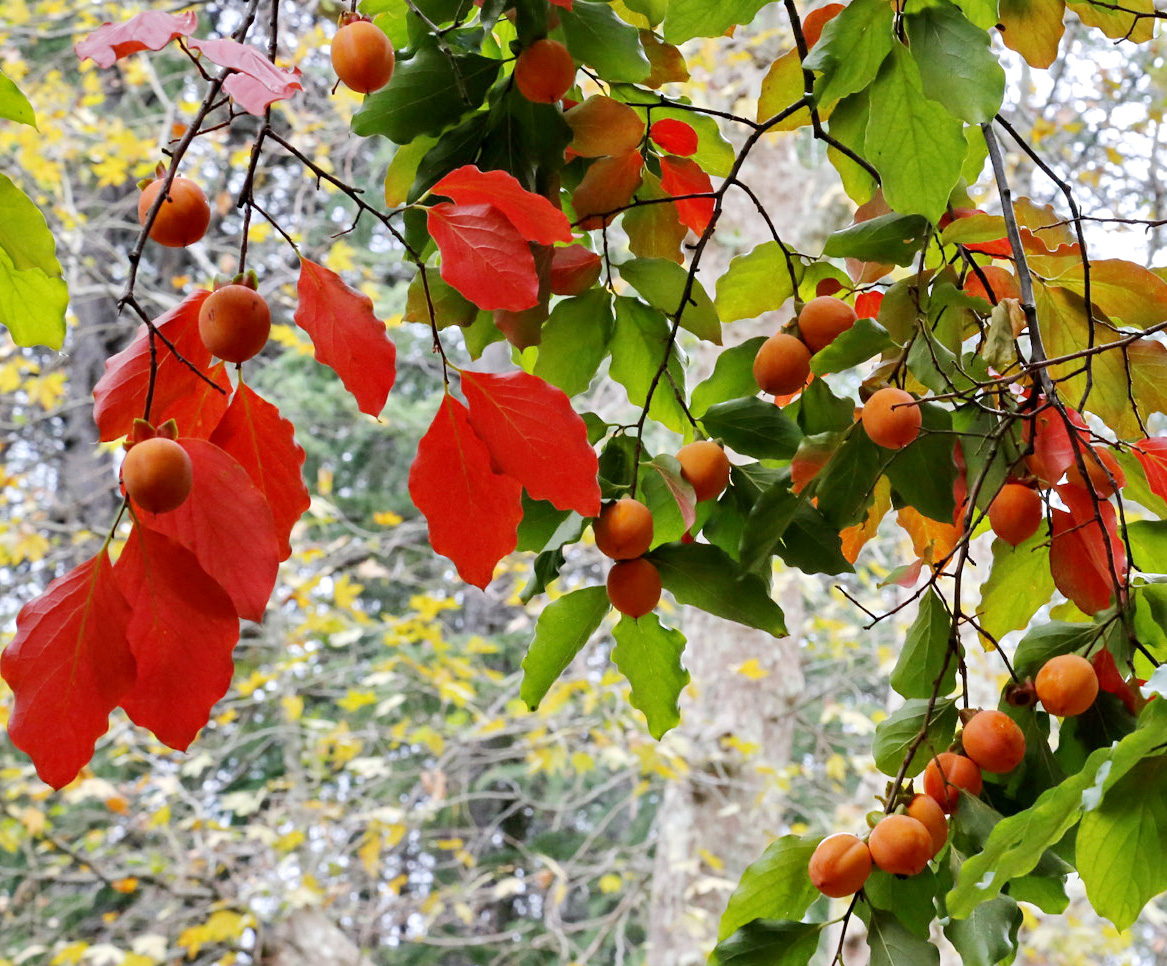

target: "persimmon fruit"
[906,793,948,857]
[1036,653,1099,717]
[607,558,662,618]
[677,440,731,502]
[122,437,193,514]
[137,177,210,248]
[961,709,1025,773]
[808,833,872,897]
[923,752,983,813]
[1065,446,1126,497]
[594,498,654,560]
[798,296,857,354]
[989,483,1043,547]
[198,284,272,363]
[753,333,811,396]
[331,19,395,94]
[868,814,934,876]
[514,39,575,103]
[861,387,921,450]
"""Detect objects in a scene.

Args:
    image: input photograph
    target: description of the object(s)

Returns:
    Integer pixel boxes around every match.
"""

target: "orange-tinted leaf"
[137,439,280,623]
[997,0,1065,69]
[641,30,689,88]
[898,505,960,566]
[0,552,134,788]
[549,245,602,295]
[408,394,523,588]
[430,166,572,245]
[427,202,540,312]
[295,257,397,417]
[841,476,892,563]
[650,119,698,157]
[964,265,1021,304]
[114,527,238,750]
[187,38,302,115]
[572,150,645,229]
[659,156,715,235]
[209,383,310,560]
[1024,402,1088,486]
[1049,483,1126,614]
[1133,437,1167,503]
[803,3,845,47]
[565,97,645,158]
[75,9,197,67]
[855,292,883,319]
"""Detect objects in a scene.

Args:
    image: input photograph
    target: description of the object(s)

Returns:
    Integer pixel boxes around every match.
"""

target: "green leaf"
[352,45,501,143]
[1127,519,1167,574]
[891,589,957,700]
[700,399,803,460]
[649,543,787,635]
[520,587,611,708]
[714,243,800,321]
[826,91,877,204]
[809,317,894,374]
[975,535,1055,644]
[942,896,1022,966]
[411,112,491,200]
[904,1,1005,123]
[620,258,722,343]
[739,479,804,572]
[872,698,958,777]
[638,456,691,547]
[864,45,966,223]
[709,920,823,966]
[515,495,575,552]
[1012,621,1101,680]
[385,134,440,206]
[795,381,855,435]
[812,429,884,528]
[885,403,956,522]
[533,290,614,397]
[479,87,573,184]
[561,0,651,82]
[0,69,36,127]
[692,337,766,416]
[0,173,67,349]
[609,296,689,434]
[863,907,939,966]
[864,868,939,937]
[611,612,690,739]
[821,213,930,267]
[804,0,895,106]
[662,0,775,44]
[717,836,821,941]
[777,503,853,576]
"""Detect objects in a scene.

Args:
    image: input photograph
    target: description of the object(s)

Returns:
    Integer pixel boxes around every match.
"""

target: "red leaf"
[659,156,715,235]
[549,244,602,295]
[294,257,397,417]
[461,370,601,516]
[650,119,698,157]
[137,439,280,622]
[855,291,883,319]
[1025,402,1089,486]
[1092,648,1140,715]
[187,38,302,115]
[75,10,197,68]
[427,202,540,312]
[1133,437,1167,503]
[0,552,135,788]
[209,383,310,560]
[408,394,523,588]
[549,0,573,7]
[430,166,572,245]
[1049,484,1127,614]
[114,527,239,750]
[964,265,1021,304]
[93,291,231,441]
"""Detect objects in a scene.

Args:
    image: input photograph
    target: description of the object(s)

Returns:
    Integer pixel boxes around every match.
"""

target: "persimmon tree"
[5,0,1167,962]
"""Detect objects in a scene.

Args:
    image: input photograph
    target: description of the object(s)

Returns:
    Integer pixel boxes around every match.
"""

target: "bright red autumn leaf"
[549,0,572,7]
[461,369,601,516]
[75,10,198,68]
[549,244,602,295]
[659,156,716,235]
[1024,402,1089,487]
[209,382,310,560]
[964,265,1022,304]
[136,438,280,623]
[1092,648,1140,715]
[427,202,540,312]
[294,257,397,417]
[93,290,231,441]
[114,527,239,751]
[650,119,699,157]
[430,166,572,245]
[187,38,303,115]
[408,394,524,589]
[1133,437,1167,503]
[855,291,884,320]
[0,551,135,789]
[1049,484,1127,614]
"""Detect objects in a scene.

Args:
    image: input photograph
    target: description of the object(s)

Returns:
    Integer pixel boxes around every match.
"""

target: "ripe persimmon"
[122,437,193,514]
[753,333,811,396]
[331,19,395,94]
[861,387,921,450]
[808,833,872,898]
[988,483,1043,546]
[594,497,653,560]
[1065,446,1126,497]
[906,793,948,857]
[868,814,933,876]
[1036,654,1099,717]
[137,176,210,248]
[514,39,575,103]
[198,284,271,363]
[607,558,661,617]
[923,752,983,813]
[961,709,1025,773]
[677,440,731,502]
[798,296,857,354]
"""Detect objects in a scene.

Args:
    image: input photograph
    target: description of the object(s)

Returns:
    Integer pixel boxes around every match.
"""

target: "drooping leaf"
[905,1,1005,123]
[1049,484,1126,615]
[691,337,767,417]
[997,0,1065,68]
[891,589,957,699]
[294,257,398,417]
[619,257,721,343]
[662,0,774,44]
[872,698,958,777]
[1068,0,1154,42]
[709,920,823,966]
[559,0,651,82]
[0,551,134,789]
[532,289,614,397]
[75,9,198,67]
[700,399,803,461]
[803,0,895,106]
[408,393,524,588]
[821,213,929,267]
[0,173,69,349]
[0,69,36,127]
[427,202,540,312]
[430,165,572,244]
[609,296,689,434]
[975,534,1055,644]
[565,95,646,157]
[650,118,698,155]
[757,49,813,130]
[624,171,689,264]
[864,906,940,966]
[658,155,715,235]
[187,38,303,115]
[520,586,611,709]
[717,836,821,941]
[611,612,689,739]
